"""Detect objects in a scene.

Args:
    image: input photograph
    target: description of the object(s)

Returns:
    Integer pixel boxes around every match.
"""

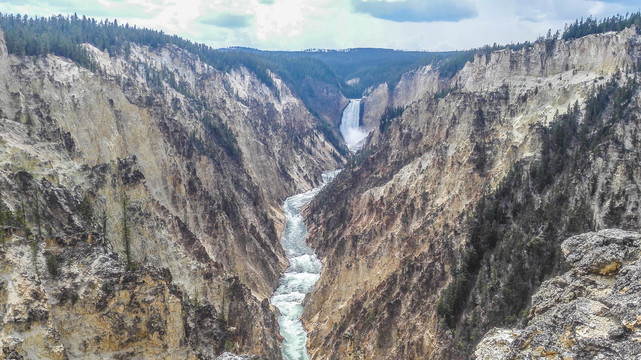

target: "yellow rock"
[598,262,621,275]
[560,329,576,347]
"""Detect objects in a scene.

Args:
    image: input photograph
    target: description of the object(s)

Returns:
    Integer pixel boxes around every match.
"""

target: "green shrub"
[46,253,60,277]
[79,194,94,227]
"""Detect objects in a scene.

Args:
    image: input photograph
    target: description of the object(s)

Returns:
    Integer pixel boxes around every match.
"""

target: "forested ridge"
[2,11,640,101]
[0,13,279,88]
[563,12,641,40]
[0,13,476,100]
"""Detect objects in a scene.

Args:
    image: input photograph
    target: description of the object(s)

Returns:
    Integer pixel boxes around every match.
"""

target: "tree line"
[0,13,277,89]
[563,12,641,40]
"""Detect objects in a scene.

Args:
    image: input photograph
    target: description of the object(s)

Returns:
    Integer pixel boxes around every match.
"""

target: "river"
[271,170,340,360]
[271,98,367,359]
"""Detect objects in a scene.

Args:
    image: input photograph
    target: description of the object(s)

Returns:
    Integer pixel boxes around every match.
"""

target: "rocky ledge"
[475,229,641,359]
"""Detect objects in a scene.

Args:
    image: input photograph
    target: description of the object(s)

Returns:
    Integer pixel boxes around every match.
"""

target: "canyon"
[0,14,640,360]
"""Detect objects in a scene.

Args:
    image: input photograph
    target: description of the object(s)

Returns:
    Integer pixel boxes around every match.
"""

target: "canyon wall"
[0,30,344,359]
[303,27,641,359]
[361,64,443,131]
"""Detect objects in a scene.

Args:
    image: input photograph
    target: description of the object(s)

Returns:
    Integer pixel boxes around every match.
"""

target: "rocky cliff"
[361,64,443,131]
[303,27,641,359]
[0,28,344,359]
[476,229,641,360]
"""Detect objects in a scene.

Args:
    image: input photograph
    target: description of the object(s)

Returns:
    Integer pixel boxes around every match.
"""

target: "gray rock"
[476,229,641,360]
[562,229,641,275]
[474,328,517,360]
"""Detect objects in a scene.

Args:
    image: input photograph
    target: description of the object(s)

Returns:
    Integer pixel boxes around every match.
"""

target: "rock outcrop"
[476,229,641,360]
[362,26,641,134]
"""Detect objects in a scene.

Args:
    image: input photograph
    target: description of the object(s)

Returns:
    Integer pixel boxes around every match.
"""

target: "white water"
[340,99,368,152]
[271,170,340,360]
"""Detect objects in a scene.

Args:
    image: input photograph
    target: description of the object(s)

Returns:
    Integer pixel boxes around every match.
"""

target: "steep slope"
[360,64,443,131]
[436,74,641,347]
[0,27,344,359]
[302,27,641,359]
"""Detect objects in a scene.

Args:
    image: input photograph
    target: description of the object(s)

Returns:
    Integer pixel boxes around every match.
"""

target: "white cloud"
[1,0,640,50]
[351,0,477,22]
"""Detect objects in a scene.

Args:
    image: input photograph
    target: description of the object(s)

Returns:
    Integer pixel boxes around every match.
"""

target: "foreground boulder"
[476,229,641,360]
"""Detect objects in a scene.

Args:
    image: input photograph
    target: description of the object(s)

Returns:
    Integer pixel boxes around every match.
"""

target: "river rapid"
[271,171,339,360]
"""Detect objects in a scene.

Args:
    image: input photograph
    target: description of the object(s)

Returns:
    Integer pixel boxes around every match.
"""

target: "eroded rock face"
[360,65,443,132]
[361,83,389,131]
[216,352,257,360]
[0,28,343,359]
[362,26,641,135]
[476,229,641,360]
[0,234,197,359]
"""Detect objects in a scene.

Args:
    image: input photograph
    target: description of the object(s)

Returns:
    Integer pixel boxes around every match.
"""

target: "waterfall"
[339,99,368,152]
[271,170,340,360]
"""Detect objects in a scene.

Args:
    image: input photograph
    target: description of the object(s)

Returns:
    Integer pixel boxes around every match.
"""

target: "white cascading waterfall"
[339,99,368,152]
[271,170,340,360]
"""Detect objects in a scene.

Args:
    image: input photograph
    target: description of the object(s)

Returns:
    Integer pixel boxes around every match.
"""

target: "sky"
[1,0,640,51]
